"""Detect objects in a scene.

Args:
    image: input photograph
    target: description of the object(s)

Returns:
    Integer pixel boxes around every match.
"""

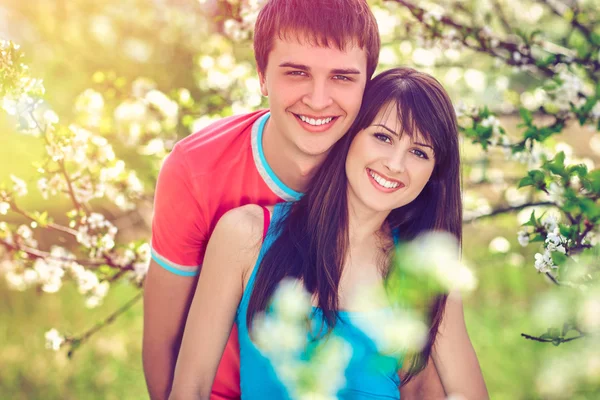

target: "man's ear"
[257,69,268,96]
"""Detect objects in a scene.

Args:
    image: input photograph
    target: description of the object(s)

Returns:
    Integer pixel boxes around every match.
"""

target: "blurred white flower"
[253,314,306,355]
[145,89,178,121]
[489,236,511,253]
[0,202,9,215]
[412,48,436,67]
[123,38,153,63]
[505,187,528,207]
[534,250,555,273]
[10,175,27,197]
[541,213,560,231]
[548,182,565,206]
[406,232,478,292]
[44,328,65,351]
[85,280,110,308]
[517,230,530,247]
[34,258,65,293]
[77,269,99,294]
[271,279,312,323]
[464,69,486,92]
[578,293,600,332]
[75,89,104,127]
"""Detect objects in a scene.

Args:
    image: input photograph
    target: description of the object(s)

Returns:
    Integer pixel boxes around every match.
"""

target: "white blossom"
[44,328,65,351]
[541,213,560,231]
[0,202,9,215]
[16,224,37,248]
[545,228,567,254]
[534,250,555,273]
[77,269,99,294]
[548,182,565,206]
[10,175,27,197]
[517,230,530,247]
[34,257,65,293]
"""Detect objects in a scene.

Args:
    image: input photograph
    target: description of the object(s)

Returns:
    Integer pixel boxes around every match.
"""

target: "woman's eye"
[374,133,392,144]
[412,148,429,159]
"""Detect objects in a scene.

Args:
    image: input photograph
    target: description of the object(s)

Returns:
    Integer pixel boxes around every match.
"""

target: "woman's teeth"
[369,169,400,189]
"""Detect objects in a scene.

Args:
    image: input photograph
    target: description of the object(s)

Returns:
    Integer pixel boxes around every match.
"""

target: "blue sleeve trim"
[151,251,199,277]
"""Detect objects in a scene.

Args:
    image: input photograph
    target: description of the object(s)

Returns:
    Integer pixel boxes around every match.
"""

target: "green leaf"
[531,234,545,243]
[545,152,566,175]
[551,251,568,267]
[519,107,533,126]
[518,176,533,188]
[588,170,600,194]
[523,211,537,227]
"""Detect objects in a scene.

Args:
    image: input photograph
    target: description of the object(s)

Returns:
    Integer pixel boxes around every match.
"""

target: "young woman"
[169,68,488,399]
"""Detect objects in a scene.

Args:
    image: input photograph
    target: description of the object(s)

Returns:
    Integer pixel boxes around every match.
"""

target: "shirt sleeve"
[150,145,208,276]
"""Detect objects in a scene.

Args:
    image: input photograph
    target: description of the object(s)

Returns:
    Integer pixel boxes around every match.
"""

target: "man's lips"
[292,112,339,132]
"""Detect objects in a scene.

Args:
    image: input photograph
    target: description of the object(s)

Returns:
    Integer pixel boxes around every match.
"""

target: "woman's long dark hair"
[247,67,462,385]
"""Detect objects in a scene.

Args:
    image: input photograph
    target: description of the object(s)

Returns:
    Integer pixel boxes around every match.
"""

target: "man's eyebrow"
[372,124,434,149]
[331,68,361,75]
[279,62,310,71]
[278,63,361,75]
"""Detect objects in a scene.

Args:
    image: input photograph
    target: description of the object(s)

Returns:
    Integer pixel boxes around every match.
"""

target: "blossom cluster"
[252,278,352,399]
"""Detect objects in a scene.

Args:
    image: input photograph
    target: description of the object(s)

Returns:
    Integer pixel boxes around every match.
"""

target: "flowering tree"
[1,0,599,397]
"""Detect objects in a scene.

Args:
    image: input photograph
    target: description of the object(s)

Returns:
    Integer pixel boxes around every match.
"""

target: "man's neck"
[262,118,328,193]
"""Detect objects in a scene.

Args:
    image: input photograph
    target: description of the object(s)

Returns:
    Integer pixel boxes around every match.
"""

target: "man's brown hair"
[254,0,380,79]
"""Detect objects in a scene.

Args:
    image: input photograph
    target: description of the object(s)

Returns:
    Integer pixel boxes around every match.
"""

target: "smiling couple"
[142,1,488,399]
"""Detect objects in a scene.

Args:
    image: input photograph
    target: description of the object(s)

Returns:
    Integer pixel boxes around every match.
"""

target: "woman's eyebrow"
[414,142,434,149]
[372,124,434,150]
[371,124,399,137]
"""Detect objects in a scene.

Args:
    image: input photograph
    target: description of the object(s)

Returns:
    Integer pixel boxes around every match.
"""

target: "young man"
[143,1,444,398]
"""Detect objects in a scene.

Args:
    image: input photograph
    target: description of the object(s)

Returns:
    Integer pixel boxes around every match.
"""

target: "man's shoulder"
[175,109,269,153]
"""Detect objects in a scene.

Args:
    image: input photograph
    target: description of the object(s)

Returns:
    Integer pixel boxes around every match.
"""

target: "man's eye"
[288,71,308,77]
[333,75,352,82]
[374,133,392,144]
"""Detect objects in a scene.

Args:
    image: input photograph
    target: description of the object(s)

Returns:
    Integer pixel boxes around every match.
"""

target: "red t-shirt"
[151,109,302,399]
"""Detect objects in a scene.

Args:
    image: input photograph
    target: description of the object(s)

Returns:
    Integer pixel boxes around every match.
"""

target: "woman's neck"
[346,191,391,246]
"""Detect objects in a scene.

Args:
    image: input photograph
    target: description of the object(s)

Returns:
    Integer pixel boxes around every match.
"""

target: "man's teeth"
[369,170,400,189]
[299,115,334,126]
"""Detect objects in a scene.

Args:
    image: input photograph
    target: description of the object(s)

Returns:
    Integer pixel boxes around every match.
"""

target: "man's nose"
[302,79,333,110]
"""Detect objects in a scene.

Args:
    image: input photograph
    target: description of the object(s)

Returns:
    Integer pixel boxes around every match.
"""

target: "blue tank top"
[236,203,402,399]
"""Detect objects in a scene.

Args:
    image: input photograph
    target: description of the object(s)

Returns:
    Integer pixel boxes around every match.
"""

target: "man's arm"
[143,263,197,400]
[142,147,208,400]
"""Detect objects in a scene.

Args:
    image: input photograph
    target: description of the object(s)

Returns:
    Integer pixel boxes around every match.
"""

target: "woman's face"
[345,103,436,213]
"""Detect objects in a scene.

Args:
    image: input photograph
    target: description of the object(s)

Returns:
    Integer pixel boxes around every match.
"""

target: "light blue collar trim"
[251,113,303,201]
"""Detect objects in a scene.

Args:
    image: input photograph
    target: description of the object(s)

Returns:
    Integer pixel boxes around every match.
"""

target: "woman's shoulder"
[215,204,269,241]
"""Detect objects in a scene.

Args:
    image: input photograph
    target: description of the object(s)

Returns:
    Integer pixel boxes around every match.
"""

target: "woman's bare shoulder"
[211,204,269,255]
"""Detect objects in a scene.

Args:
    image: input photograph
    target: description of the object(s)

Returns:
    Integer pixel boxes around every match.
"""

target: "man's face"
[259,35,368,158]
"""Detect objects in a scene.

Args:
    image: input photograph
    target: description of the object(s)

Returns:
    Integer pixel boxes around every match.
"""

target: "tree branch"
[464,201,556,222]
[536,0,595,45]
[66,291,143,358]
